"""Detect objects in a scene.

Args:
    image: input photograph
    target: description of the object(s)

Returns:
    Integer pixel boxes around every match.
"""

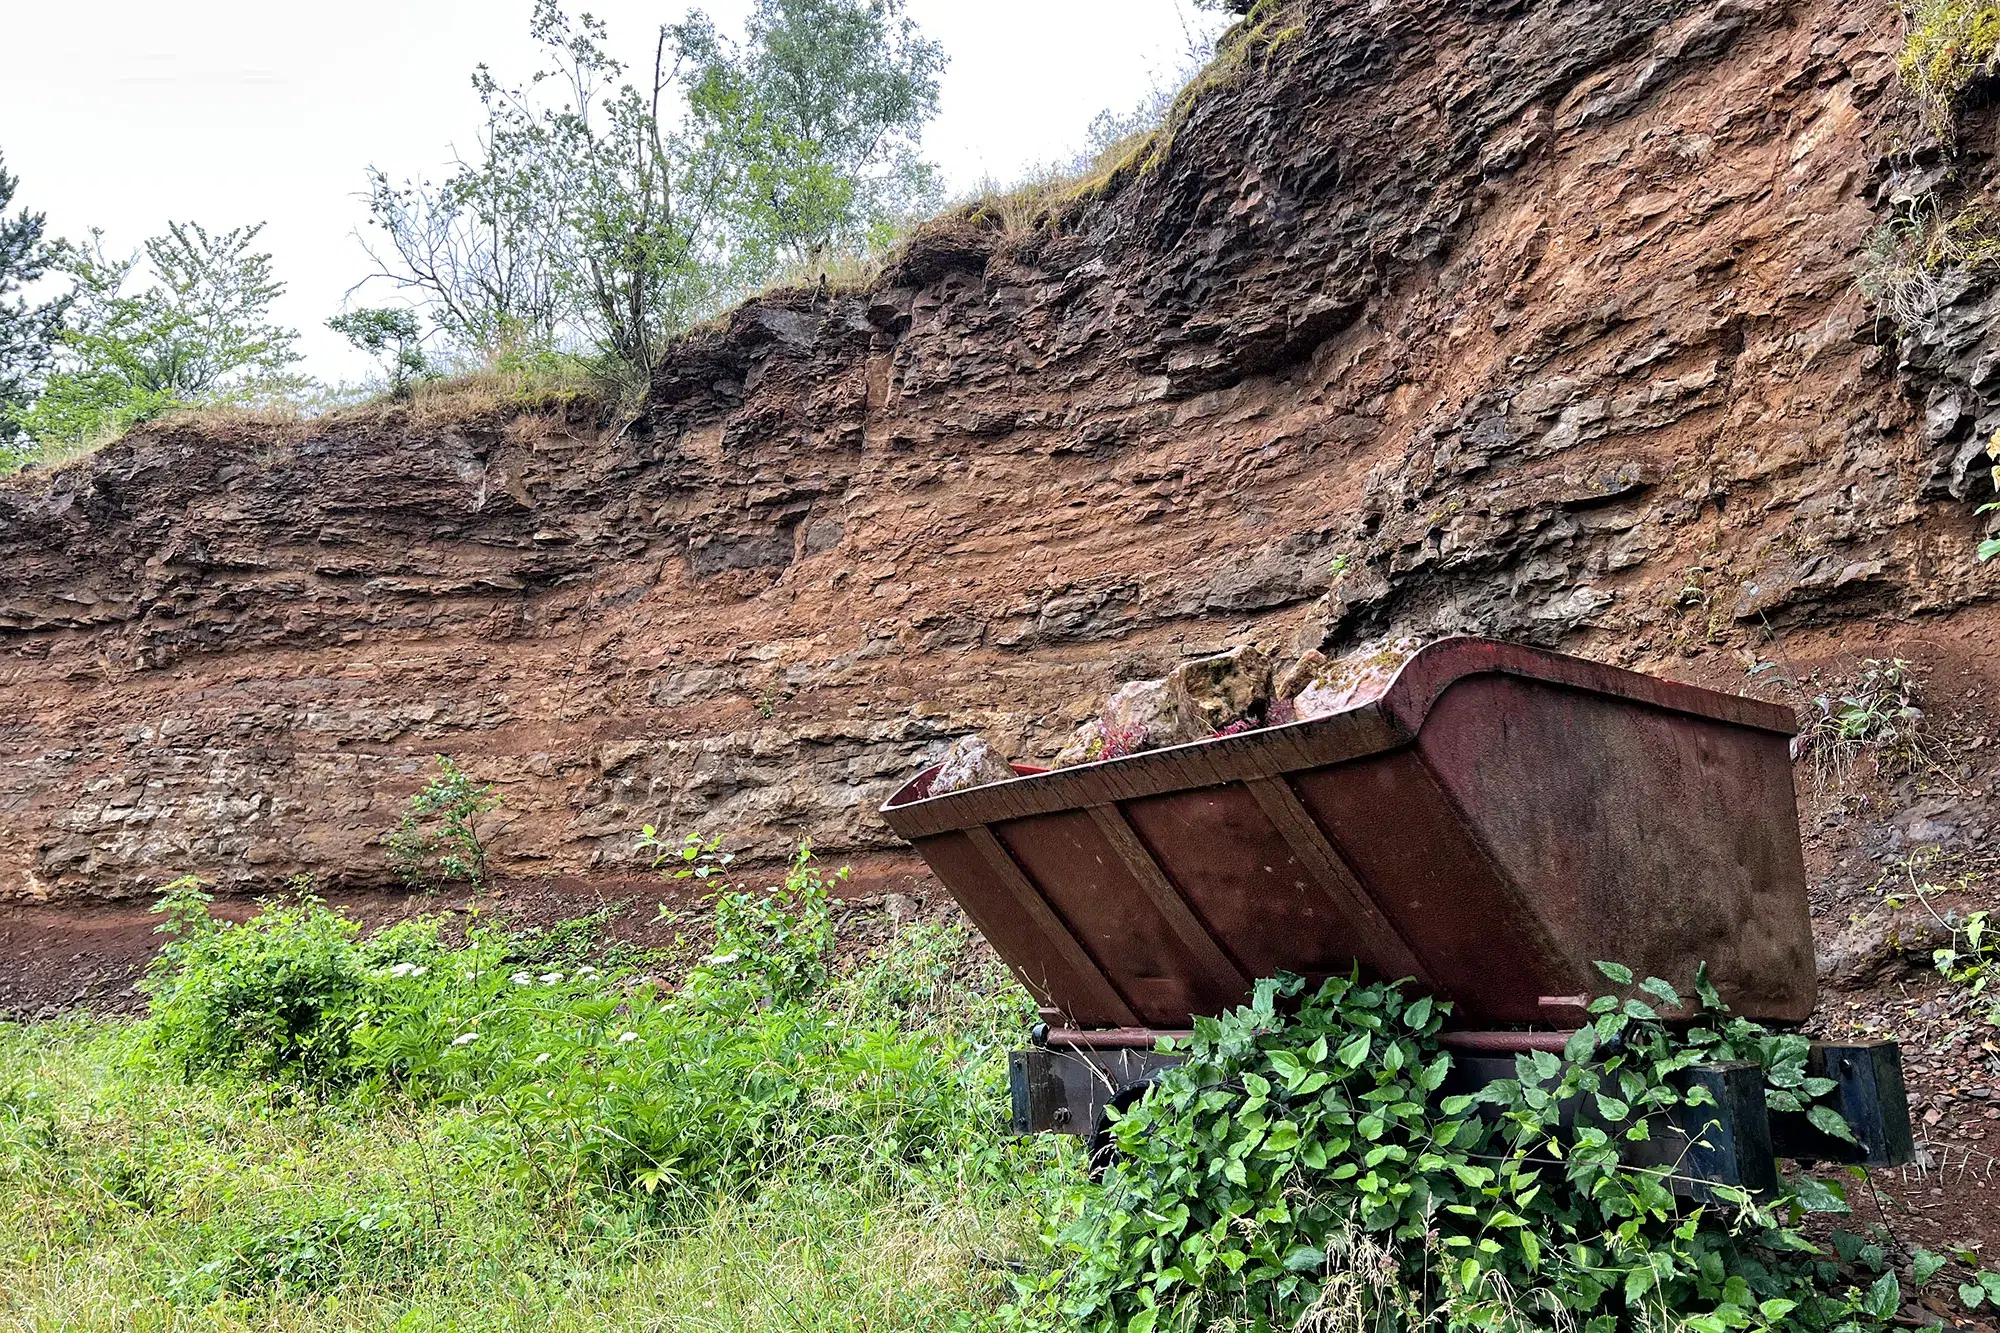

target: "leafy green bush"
[136,839,1025,1219]
[1012,966,1891,1333]
[143,877,374,1081]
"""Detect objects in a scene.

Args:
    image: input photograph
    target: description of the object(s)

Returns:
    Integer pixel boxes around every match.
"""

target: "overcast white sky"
[0,1,1227,382]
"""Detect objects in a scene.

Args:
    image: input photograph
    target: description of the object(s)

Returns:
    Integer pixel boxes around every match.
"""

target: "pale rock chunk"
[1099,677,1209,757]
[928,735,1017,796]
[1285,635,1426,721]
[1052,718,1109,768]
[1170,644,1273,734]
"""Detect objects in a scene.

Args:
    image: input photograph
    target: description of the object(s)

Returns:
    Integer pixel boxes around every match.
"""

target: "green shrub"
[143,877,373,1081]
[1012,965,1891,1333]
[136,838,1025,1218]
[387,756,501,891]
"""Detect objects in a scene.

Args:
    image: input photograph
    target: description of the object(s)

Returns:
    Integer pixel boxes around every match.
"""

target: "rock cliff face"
[0,0,1984,901]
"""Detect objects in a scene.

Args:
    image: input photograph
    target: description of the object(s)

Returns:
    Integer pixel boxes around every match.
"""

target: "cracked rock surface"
[0,0,1992,900]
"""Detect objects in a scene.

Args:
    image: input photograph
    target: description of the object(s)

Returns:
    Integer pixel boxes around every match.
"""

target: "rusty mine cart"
[881,637,1913,1194]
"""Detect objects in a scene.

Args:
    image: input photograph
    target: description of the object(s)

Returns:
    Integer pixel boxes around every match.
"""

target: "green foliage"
[1899,0,2000,135]
[362,0,944,390]
[9,221,305,457]
[0,148,70,459]
[1932,907,2000,1028]
[328,306,428,397]
[660,834,844,1006]
[1011,965,1885,1333]
[142,876,371,1081]
[387,755,501,890]
[0,921,1057,1328]
[1783,658,1929,783]
[678,0,946,273]
[131,836,1028,1223]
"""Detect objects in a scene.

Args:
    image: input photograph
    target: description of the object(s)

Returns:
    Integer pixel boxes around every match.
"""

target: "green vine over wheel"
[1011,964,1903,1333]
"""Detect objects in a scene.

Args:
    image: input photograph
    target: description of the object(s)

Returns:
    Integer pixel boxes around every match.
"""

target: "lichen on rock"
[1169,643,1272,734]
[1282,636,1426,722]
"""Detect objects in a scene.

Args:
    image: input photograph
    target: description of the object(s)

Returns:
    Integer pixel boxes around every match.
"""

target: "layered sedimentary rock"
[0,0,1986,901]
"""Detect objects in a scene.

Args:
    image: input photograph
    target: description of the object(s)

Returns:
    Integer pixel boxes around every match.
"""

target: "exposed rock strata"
[1,0,1991,901]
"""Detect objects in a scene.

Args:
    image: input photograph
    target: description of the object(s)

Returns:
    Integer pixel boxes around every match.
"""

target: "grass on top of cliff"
[1,352,605,482]
[0,858,1078,1331]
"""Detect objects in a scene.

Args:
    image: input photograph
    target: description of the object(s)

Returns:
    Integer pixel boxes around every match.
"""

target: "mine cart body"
[880,637,1913,1190]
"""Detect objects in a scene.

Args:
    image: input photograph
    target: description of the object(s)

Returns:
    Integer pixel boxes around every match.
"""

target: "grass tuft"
[1900,0,2000,135]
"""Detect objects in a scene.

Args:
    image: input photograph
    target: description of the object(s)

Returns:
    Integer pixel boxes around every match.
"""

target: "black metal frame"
[1009,1036,1915,1194]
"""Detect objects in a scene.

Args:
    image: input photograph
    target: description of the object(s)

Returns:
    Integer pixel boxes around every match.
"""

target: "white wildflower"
[710,953,739,966]
[540,972,564,984]
[617,1031,640,1044]
[452,1032,478,1047]
[534,1052,552,1065]
[578,965,598,976]
[511,971,532,986]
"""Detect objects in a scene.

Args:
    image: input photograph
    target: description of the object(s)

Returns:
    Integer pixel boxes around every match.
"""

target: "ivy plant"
[1011,964,1896,1333]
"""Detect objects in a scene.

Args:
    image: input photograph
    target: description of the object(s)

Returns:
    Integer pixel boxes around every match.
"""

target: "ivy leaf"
[1283,1245,1326,1273]
[1337,1033,1371,1069]
[1404,995,1434,1029]
[1640,976,1683,1010]
[1961,1282,1987,1311]
[1595,1094,1631,1123]
[1564,1028,1598,1062]
[1788,1173,1850,1214]
[1594,961,1634,986]
[1127,1310,1158,1333]
[1862,1270,1901,1321]
[1807,1103,1861,1146]
[1758,1298,1797,1322]
[1914,1249,1948,1290]
[1979,1271,2000,1303]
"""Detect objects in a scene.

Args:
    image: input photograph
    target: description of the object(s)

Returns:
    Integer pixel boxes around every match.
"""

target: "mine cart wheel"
[1087,1076,1165,1180]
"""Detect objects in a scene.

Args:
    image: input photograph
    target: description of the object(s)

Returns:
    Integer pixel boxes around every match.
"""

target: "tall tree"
[678,0,946,272]
[16,223,304,449]
[0,151,71,451]
[361,0,945,389]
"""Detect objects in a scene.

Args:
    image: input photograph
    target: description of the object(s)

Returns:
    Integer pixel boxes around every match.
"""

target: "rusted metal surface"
[1435,1030,1579,1054]
[882,637,1813,1032]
